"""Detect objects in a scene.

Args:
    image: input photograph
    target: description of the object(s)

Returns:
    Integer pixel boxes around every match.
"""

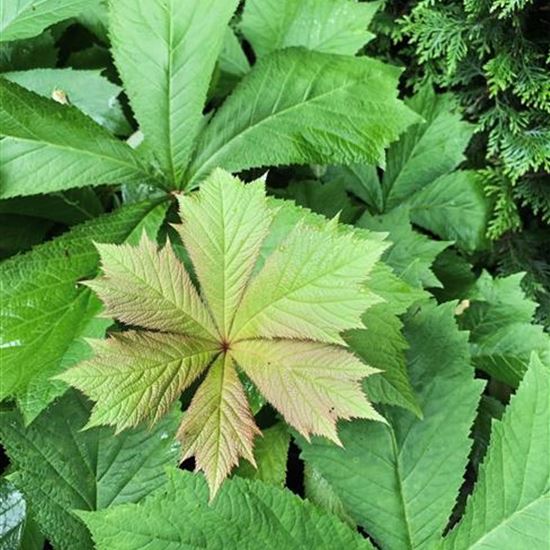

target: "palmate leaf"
[61,169,386,496]
[0,0,90,42]
[241,0,380,57]
[443,353,550,549]
[186,49,419,186]
[79,470,373,549]
[0,391,183,550]
[110,0,239,185]
[299,303,484,550]
[0,197,169,422]
[0,79,150,198]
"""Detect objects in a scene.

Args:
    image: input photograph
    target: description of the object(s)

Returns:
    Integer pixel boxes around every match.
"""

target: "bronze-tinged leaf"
[177,354,260,497]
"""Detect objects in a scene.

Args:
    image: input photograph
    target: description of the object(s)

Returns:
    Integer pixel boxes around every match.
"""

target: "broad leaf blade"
[0,199,168,408]
[0,79,150,198]
[88,236,217,340]
[346,262,427,416]
[176,169,272,338]
[3,68,130,134]
[460,271,550,386]
[110,0,239,185]
[299,302,484,550]
[241,0,380,57]
[0,0,90,42]
[232,339,384,443]
[409,171,490,252]
[58,331,218,431]
[232,220,387,344]
[80,470,373,549]
[0,391,182,550]
[186,49,419,186]
[177,354,260,496]
[383,86,475,209]
[443,353,550,549]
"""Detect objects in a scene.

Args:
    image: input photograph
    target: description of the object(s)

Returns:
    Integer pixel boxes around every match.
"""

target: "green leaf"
[460,271,550,386]
[0,198,168,408]
[443,353,550,549]
[383,86,475,209]
[241,0,380,57]
[234,422,290,487]
[61,170,385,497]
[304,463,356,528]
[176,169,272,338]
[219,27,250,78]
[110,0,239,185]
[79,470,373,549]
[274,178,361,224]
[359,206,450,288]
[231,217,387,344]
[324,164,384,213]
[0,79,150,198]
[345,263,427,419]
[0,0,90,42]
[409,171,490,252]
[0,29,57,71]
[0,479,25,550]
[186,49,419,186]
[3,68,130,134]
[0,390,183,550]
[0,188,104,225]
[17,296,110,425]
[299,302,484,550]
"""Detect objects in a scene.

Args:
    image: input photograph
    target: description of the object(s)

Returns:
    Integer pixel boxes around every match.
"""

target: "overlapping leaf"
[0,0,90,42]
[110,0,239,185]
[443,353,550,549]
[241,0,380,57]
[0,79,150,198]
[0,198,168,423]
[299,302,484,550]
[0,390,183,550]
[61,169,386,495]
[186,49,419,186]
[80,470,373,549]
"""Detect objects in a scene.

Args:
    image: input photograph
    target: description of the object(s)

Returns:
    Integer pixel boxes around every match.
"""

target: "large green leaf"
[409,170,489,252]
[79,470,373,549]
[0,79,151,198]
[0,391,182,550]
[383,86,475,209]
[0,198,168,415]
[241,0,380,57]
[110,0,239,185]
[299,302,484,550]
[186,49,418,186]
[346,264,427,416]
[443,353,550,549]
[3,68,130,134]
[0,0,90,42]
[460,271,550,386]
